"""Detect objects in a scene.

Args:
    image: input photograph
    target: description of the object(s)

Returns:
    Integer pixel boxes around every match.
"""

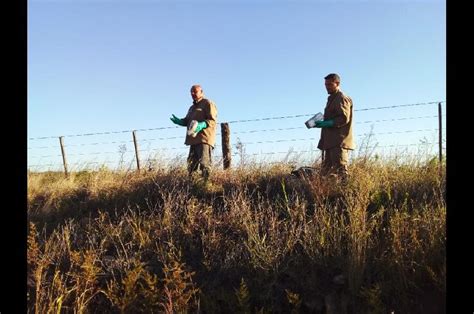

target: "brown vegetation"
[27,157,446,313]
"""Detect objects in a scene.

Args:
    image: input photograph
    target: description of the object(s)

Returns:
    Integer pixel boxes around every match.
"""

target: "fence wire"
[28,101,446,171]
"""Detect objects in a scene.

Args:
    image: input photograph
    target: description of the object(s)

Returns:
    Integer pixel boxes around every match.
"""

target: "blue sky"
[28,0,446,171]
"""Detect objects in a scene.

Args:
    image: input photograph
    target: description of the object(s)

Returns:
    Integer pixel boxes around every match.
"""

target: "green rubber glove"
[315,119,334,128]
[194,121,207,134]
[170,114,186,126]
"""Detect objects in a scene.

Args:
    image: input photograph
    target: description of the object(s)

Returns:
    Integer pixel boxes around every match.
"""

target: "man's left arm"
[332,96,352,127]
[203,101,217,130]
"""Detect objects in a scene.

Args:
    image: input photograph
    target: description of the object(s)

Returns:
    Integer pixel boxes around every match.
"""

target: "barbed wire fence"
[28,101,446,174]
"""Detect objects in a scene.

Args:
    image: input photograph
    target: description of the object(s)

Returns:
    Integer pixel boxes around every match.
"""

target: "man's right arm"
[170,114,187,126]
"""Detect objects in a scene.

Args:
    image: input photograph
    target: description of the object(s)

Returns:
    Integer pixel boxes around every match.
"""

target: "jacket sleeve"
[203,101,217,129]
[332,95,352,128]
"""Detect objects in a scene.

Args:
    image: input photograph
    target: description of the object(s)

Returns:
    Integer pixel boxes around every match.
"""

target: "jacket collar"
[193,97,204,105]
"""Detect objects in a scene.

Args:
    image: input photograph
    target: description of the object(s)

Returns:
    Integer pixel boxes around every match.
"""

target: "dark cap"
[324,73,340,82]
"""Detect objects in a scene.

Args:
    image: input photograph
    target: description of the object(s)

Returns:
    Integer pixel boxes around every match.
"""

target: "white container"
[187,120,198,137]
[305,112,324,128]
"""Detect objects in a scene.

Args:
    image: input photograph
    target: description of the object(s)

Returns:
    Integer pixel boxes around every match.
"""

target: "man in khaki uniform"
[315,73,355,181]
[170,85,218,180]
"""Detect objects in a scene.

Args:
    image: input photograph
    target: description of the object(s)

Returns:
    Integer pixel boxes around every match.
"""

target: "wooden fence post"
[132,130,141,172]
[59,136,68,177]
[221,123,231,169]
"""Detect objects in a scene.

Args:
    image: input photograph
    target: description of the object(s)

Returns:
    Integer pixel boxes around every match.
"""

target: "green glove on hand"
[315,119,334,128]
[170,114,186,126]
[194,121,207,134]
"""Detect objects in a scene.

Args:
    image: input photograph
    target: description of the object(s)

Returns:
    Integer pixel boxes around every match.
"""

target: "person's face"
[191,86,203,101]
[325,79,339,94]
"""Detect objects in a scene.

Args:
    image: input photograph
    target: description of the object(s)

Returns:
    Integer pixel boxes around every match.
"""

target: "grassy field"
[27,156,446,313]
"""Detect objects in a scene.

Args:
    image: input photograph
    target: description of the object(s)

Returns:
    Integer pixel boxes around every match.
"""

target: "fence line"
[29,126,444,158]
[27,114,445,150]
[28,101,445,141]
[28,101,446,173]
[226,101,443,124]
[353,101,442,112]
[28,142,443,169]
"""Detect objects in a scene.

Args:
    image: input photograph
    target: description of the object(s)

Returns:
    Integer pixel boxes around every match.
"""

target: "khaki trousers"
[321,147,349,179]
[187,143,213,179]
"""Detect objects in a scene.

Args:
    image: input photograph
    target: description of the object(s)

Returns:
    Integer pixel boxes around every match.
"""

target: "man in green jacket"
[170,85,218,180]
[315,73,355,182]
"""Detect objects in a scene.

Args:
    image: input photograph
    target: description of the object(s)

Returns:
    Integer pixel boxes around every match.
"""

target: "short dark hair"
[324,73,340,82]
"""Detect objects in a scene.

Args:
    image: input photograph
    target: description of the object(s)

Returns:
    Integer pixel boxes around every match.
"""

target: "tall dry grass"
[27,155,446,313]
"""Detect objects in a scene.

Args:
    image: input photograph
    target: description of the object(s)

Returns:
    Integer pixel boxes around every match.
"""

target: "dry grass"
[27,155,446,313]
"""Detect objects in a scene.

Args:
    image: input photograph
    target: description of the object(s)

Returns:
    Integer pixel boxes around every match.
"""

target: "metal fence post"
[438,102,443,178]
[132,130,141,172]
[59,136,68,177]
[221,123,231,169]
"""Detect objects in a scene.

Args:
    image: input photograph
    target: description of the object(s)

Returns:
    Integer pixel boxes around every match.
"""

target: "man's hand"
[170,114,185,126]
[315,119,334,128]
[188,120,207,137]
[194,121,207,134]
